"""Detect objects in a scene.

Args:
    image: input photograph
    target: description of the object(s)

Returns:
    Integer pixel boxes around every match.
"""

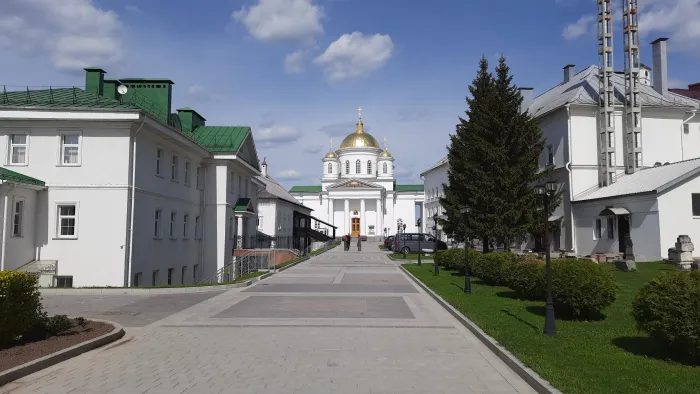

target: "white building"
[289,110,424,239]
[523,38,700,260]
[0,67,263,287]
[256,157,313,248]
[420,156,449,242]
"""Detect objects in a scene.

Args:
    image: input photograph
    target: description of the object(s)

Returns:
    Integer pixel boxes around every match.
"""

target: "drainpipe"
[682,111,698,160]
[565,104,576,253]
[125,115,147,286]
[0,189,9,271]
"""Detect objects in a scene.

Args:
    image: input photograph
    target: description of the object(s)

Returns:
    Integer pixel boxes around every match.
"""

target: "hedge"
[632,270,700,361]
[549,259,618,318]
[471,252,518,286]
[0,271,44,347]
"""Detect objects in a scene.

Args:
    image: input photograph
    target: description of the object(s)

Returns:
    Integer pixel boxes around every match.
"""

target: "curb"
[277,257,309,272]
[0,319,125,387]
[399,265,563,394]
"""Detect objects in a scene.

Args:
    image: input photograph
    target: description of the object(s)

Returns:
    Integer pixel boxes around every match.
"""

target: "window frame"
[8,133,29,166]
[55,202,79,239]
[547,144,554,166]
[156,148,164,177]
[367,160,372,175]
[383,162,388,174]
[184,161,191,186]
[58,132,82,166]
[594,218,602,239]
[154,209,163,239]
[355,160,361,174]
[181,266,187,284]
[12,198,24,237]
[606,216,615,239]
[55,276,73,288]
[169,211,177,239]
[171,155,179,182]
[345,160,350,174]
[327,163,332,174]
[195,215,202,239]
[152,270,159,286]
[183,214,189,239]
[692,193,700,217]
[167,268,173,285]
[196,166,203,189]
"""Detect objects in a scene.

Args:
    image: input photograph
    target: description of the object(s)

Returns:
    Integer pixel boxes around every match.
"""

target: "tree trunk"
[482,236,490,253]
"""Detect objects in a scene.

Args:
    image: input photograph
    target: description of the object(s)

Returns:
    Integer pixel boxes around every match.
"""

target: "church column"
[328,198,334,225]
[376,198,382,239]
[360,199,366,236]
[421,202,426,233]
[344,199,349,234]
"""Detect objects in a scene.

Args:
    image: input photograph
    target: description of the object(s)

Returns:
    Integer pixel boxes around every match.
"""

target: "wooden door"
[351,218,360,237]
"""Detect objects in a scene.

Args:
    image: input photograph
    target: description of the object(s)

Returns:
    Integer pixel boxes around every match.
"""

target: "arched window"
[367,160,372,175]
[356,160,361,173]
[345,160,350,174]
[327,163,332,174]
[383,162,388,174]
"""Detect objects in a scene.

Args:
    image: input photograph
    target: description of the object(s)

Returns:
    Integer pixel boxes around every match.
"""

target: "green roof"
[0,167,45,187]
[289,186,322,193]
[234,198,254,213]
[395,184,424,192]
[191,126,249,153]
[1,87,140,111]
[176,107,207,121]
[119,78,174,84]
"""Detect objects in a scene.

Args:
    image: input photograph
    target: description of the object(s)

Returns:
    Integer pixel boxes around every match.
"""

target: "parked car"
[394,233,447,254]
[384,236,394,249]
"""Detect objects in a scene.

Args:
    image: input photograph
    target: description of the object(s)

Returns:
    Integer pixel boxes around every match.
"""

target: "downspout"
[565,104,576,253]
[682,111,698,160]
[125,115,147,286]
[0,188,9,271]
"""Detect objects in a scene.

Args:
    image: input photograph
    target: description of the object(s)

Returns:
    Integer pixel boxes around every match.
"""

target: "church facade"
[289,110,423,239]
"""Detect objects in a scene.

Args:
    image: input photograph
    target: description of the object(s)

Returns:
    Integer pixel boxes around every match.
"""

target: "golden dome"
[324,151,338,159]
[339,121,381,149]
[379,148,392,158]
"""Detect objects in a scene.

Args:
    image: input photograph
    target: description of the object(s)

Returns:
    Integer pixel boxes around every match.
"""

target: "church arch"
[383,162,388,174]
[367,160,372,174]
[355,160,361,173]
[345,160,350,174]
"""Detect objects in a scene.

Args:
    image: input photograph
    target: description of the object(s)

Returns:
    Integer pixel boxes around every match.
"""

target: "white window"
[356,160,361,173]
[328,163,332,174]
[9,134,27,165]
[56,204,77,238]
[229,217,234,239]
[383,162,388,174]
[169,211,177,238]
[184,161,191,185]
[196,166,203,189]
[367,160,372,175]
[345,161,350,174]
[12,200,24,236]
[171,155,179,181]
[195,216,201,239]
[61,134,80,165]
[156,149,163,176]
[154,210,162,238]
[183,214,189,238]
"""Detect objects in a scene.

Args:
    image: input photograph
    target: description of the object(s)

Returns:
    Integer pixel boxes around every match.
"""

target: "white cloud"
[275,169,302,180]
[233,0,324,44]
[187,84,223,102]
[0,0,124,71]
[562,15,594,40]
[314,32,394,81]
[284,50,305,73]
[255,125,303,147]
[125,4,142,13]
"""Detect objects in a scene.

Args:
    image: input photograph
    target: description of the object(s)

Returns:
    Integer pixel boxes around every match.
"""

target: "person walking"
[346,233,351,251]
[357,235,362,251]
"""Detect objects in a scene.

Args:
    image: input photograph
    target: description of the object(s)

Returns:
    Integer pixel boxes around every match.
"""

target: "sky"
[1,0,700,189]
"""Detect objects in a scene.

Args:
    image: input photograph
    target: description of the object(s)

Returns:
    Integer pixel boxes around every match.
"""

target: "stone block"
[668,248,679,262]
[679,251,694,262]
[615,259,637,272]
[676,242,695,252]
[677,262,693,271]
[677,235,692,243]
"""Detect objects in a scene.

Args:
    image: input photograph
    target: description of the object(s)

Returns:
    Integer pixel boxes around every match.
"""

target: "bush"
[23,314,74,341]
[471,252,518,286]
[435,248,464,270]
[507,259,546,300]
[632,270,700,361]
[550,259,617,318]
[0,272,43,347]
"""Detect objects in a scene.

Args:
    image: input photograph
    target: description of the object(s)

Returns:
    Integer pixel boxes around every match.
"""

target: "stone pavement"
[2,242,537,394]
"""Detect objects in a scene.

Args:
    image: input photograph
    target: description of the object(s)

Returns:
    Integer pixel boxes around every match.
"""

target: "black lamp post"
[432,214,439,275]
[535,181,559,337]
[417,222,422,266]
[460,205,472,294]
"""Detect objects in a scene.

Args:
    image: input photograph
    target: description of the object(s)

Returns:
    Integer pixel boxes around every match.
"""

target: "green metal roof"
[0,167,45,186]
[289,186,322,193]
[119,78,174,84]
[176,107,207,121]
[191,126,249,153]
[395,184,424,192]
[1,87,140,111]
[234,198,254,213]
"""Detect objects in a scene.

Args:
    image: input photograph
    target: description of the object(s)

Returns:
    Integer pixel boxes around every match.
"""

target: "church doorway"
[617,215,630,253]
[351,218,360,237]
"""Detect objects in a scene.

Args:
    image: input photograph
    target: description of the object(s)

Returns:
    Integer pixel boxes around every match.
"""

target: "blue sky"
[1,0,699,188]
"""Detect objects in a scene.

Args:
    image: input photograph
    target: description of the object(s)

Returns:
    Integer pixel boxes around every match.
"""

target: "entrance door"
[618,215,630,253]
[351,218,360,237]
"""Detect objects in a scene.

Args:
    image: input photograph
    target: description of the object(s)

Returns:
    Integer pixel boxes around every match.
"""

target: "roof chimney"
[518,87,534,114]
[563,64,575,84]
[261,157,268,177]
[651,38,669,96]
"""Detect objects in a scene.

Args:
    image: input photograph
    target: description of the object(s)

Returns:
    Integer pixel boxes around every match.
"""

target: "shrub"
[471,252,518,286]
[632,270,700,361]
[550,259,617,318]
[0,271,43,347]
[23,314,74,341]
[435,248,463,270]
[507,259,546,300]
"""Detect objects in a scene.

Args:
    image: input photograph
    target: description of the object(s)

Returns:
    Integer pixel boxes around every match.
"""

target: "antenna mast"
[623,0,642,174]
[597,0,616,187]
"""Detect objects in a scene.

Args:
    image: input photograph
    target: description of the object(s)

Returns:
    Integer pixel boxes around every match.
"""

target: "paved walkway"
[3,242,536,394]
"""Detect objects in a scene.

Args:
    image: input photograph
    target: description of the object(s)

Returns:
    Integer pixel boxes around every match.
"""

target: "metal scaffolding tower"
[597,0,616,186]
[622,0,642,173]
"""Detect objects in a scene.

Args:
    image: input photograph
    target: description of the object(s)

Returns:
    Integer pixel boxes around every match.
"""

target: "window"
[133,273,142,287]
[152,270,159,286]
[345,160,350,174]
[57,204,77,238]
[258,216,263,228]
[328,163,332,174]
[55,276,73,288]
[184,161,191,185]
[383,162,388,174]
[692,194,700,216]
[367,160,372,175]
[171,155,179,181]
[9,134,27,165]
[181,266,187,284]
[547,145,554,166]
[154,210,162,238]
[12,200,23,236]
[355,160,361,173]
[684,124,690,134]
[195,215,201,239]
[229,217,234,239]
[183,214,189,238]
[156,149,163,176]
[169,212,177,238]
[595,219,602,239]
[607,217,615,239]
[193,264,198,282]
[167,268,173,285]
[196,166,203,189]
[61,134,80,165]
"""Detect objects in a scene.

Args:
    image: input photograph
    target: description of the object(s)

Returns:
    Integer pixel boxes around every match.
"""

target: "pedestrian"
[342,235,348,251]
[346,233,351,251]
[357,235,362,251]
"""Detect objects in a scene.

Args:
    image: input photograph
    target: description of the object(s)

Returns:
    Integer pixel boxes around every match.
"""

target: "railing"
[198,249,276,285]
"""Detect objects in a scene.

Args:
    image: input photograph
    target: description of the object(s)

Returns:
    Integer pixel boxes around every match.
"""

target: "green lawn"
[390,253,434,260]
[404,262,699,394]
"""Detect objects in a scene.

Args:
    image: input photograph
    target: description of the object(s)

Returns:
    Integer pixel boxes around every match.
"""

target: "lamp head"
[535,185,545,196]
[545,181,558,194]
[460,205,471,214]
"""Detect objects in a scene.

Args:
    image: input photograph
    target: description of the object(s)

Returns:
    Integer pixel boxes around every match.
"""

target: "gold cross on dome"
[383,137,387,149]
[330,138,333,150]
[357,106,363,121]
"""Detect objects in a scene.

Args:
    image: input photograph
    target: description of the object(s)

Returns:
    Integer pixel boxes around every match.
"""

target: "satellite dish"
[117,85,128,95]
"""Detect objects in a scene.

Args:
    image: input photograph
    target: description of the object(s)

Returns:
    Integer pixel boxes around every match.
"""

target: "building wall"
[257,199,277,236]
[423,162,449,240]
[657,175,700,259]
[336,149,383,181]
[0,184,38,271]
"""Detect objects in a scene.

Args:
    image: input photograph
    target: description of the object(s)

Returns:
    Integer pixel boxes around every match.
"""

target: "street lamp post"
[535,181,559,337]
[417,222,422,266]
[460,205,472,294]
[402,224,407,258]
[432,214,439,275]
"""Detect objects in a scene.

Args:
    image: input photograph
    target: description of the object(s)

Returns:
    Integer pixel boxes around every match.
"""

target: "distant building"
[420,156,449,242]
[670,83,700,100]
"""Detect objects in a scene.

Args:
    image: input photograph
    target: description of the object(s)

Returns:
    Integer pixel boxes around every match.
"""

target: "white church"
[289,109,424,239]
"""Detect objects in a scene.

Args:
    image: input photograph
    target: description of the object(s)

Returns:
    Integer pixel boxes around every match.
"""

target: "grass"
[390,253,434,260]
[403,262,700,394]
